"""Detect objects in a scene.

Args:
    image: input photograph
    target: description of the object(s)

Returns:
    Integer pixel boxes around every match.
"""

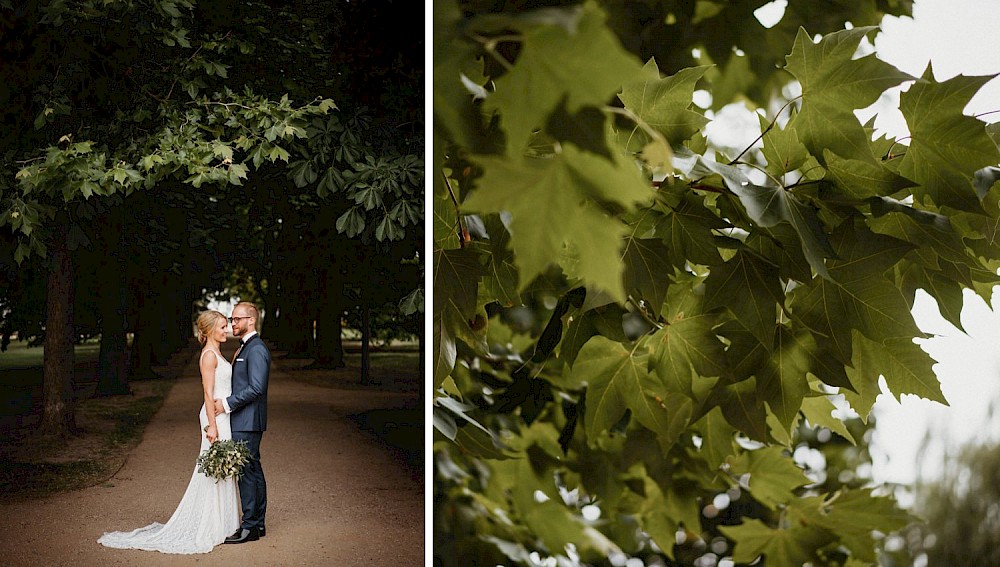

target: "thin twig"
[441,168,468,248]
[729,96,802,165]
[469,33,517,72]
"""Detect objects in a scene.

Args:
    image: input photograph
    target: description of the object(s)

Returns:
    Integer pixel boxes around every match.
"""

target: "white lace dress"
[98,350,241,554]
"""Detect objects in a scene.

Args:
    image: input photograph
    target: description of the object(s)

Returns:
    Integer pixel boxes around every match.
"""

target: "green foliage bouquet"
[195,439,252,482]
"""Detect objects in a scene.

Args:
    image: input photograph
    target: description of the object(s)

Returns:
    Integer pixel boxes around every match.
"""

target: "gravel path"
[0,341,424,566]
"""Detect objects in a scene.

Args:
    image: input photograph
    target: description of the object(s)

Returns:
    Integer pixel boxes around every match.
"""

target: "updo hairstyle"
[196,310,227,345]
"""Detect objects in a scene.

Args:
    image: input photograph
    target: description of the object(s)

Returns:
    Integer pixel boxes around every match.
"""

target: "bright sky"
[865,0,1000,488]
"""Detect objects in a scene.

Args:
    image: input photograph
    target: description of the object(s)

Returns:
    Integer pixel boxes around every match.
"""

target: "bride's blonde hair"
[196,310,227,345]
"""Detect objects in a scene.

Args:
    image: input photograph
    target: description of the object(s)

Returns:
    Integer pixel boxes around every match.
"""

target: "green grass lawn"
[0,340,101,371]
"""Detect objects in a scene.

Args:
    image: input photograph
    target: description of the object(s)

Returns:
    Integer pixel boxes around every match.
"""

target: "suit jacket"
[227,334,271,432]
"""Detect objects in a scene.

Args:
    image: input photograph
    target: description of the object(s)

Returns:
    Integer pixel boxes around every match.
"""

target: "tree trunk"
[311,274,345,368]
[129,280,158,380]
[95,209,130,396]
[40,226,77,437]
[283,276,312,358]
[361,301,371,384]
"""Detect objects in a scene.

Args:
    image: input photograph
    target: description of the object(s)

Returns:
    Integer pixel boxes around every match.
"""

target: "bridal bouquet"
[196,439,252,482]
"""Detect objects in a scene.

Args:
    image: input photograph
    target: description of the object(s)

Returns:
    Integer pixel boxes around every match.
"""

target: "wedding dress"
[98,350,240,554]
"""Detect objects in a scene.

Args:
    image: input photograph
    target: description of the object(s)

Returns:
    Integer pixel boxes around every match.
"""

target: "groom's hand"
[213,399,225,416]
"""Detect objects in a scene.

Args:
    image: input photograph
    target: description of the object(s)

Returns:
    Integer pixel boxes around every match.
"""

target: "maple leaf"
[785,26,913,164]
[843,332,945,421]
[721,516,830,566]
[485,1,644,154]
[760,114,809,178]
[800,394,855,445]
[465,146,650,300]
[811,488,914,563]
[823,149,915,199]
[647,314,727,400]
[621,233,672,316]
[654,191,727,268]
[472,214,521,306]
[704,248,784,349]
[899,66,1000,211]
[756,327,826,430]
[726,446,811,510]
[619,59,710,147]
[693,406,736,470]
[571,337,693,452]
[788,223,918,365]
[674,149,835,277]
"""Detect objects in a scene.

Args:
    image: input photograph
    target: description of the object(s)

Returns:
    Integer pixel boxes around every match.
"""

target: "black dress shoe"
[259,525,266,538]
[224,527,260,544]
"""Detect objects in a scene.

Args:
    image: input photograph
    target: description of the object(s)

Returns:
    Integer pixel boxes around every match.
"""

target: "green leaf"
[618,59,710,146]
[756,327,820,430]
[573,336,692,452]
[799,395,855,444]
[844,332,945,417]
[433,312,457,389]
[559,202,630,301]
[823,149,915,199]
[466,146,650,299]
[785,27,913,163]
[335,206,366,237]
[899,262,965,331]
[721,517,829,566]
[621,234,671,316]
[434,247,486,320]
[211,139,233,161]
[704,248,784,349]
[694,406,735,470]
[811,488,914,563]
[674,150,835,277]
[788,223,918,365]
[267,144,291,163]
[484,1,644,153]
[472,214,521,307]
[647,314,726,399]
[899,67,1000,211]
[868,207,971,272]
[760,114,809,177]
[725,446,811,510]
[655,191,726,268]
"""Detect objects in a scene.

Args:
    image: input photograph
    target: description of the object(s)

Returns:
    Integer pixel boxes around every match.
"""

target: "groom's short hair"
[235,301,259,322]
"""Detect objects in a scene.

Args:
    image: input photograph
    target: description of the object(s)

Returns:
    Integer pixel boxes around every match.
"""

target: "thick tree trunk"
[129,282,159,380]
[40,226,77,437]
[95,209,130,396]
[418,322,424,378]
[311,275,345,368]
[361,301,371,384]
[282,276,312,358]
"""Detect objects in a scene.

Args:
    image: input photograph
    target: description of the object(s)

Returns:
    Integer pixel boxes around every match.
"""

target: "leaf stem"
[605,106,672,164]
[627,295,664,330]
[441,168,468,247]
[729,96,802,165]
[882,136,911,161]
[470,33,517,72]
[734,160,785,190]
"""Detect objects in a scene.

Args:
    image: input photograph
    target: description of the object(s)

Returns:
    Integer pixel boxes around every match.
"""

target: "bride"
[98,310,240,554]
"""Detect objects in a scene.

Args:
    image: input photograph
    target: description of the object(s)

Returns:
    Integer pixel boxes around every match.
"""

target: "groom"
[214,301,271,544]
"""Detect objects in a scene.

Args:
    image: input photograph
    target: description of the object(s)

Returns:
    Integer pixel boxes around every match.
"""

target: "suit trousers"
[233,430,266,530]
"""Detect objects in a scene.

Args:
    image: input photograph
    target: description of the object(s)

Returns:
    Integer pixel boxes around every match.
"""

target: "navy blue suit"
[226,333,271,531]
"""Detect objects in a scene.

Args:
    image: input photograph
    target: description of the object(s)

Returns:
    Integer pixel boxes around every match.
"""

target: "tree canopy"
[433,0,1000,565]
[0,0,423,435]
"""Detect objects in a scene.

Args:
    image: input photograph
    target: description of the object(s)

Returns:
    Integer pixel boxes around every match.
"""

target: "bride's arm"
[199,351,219,443]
